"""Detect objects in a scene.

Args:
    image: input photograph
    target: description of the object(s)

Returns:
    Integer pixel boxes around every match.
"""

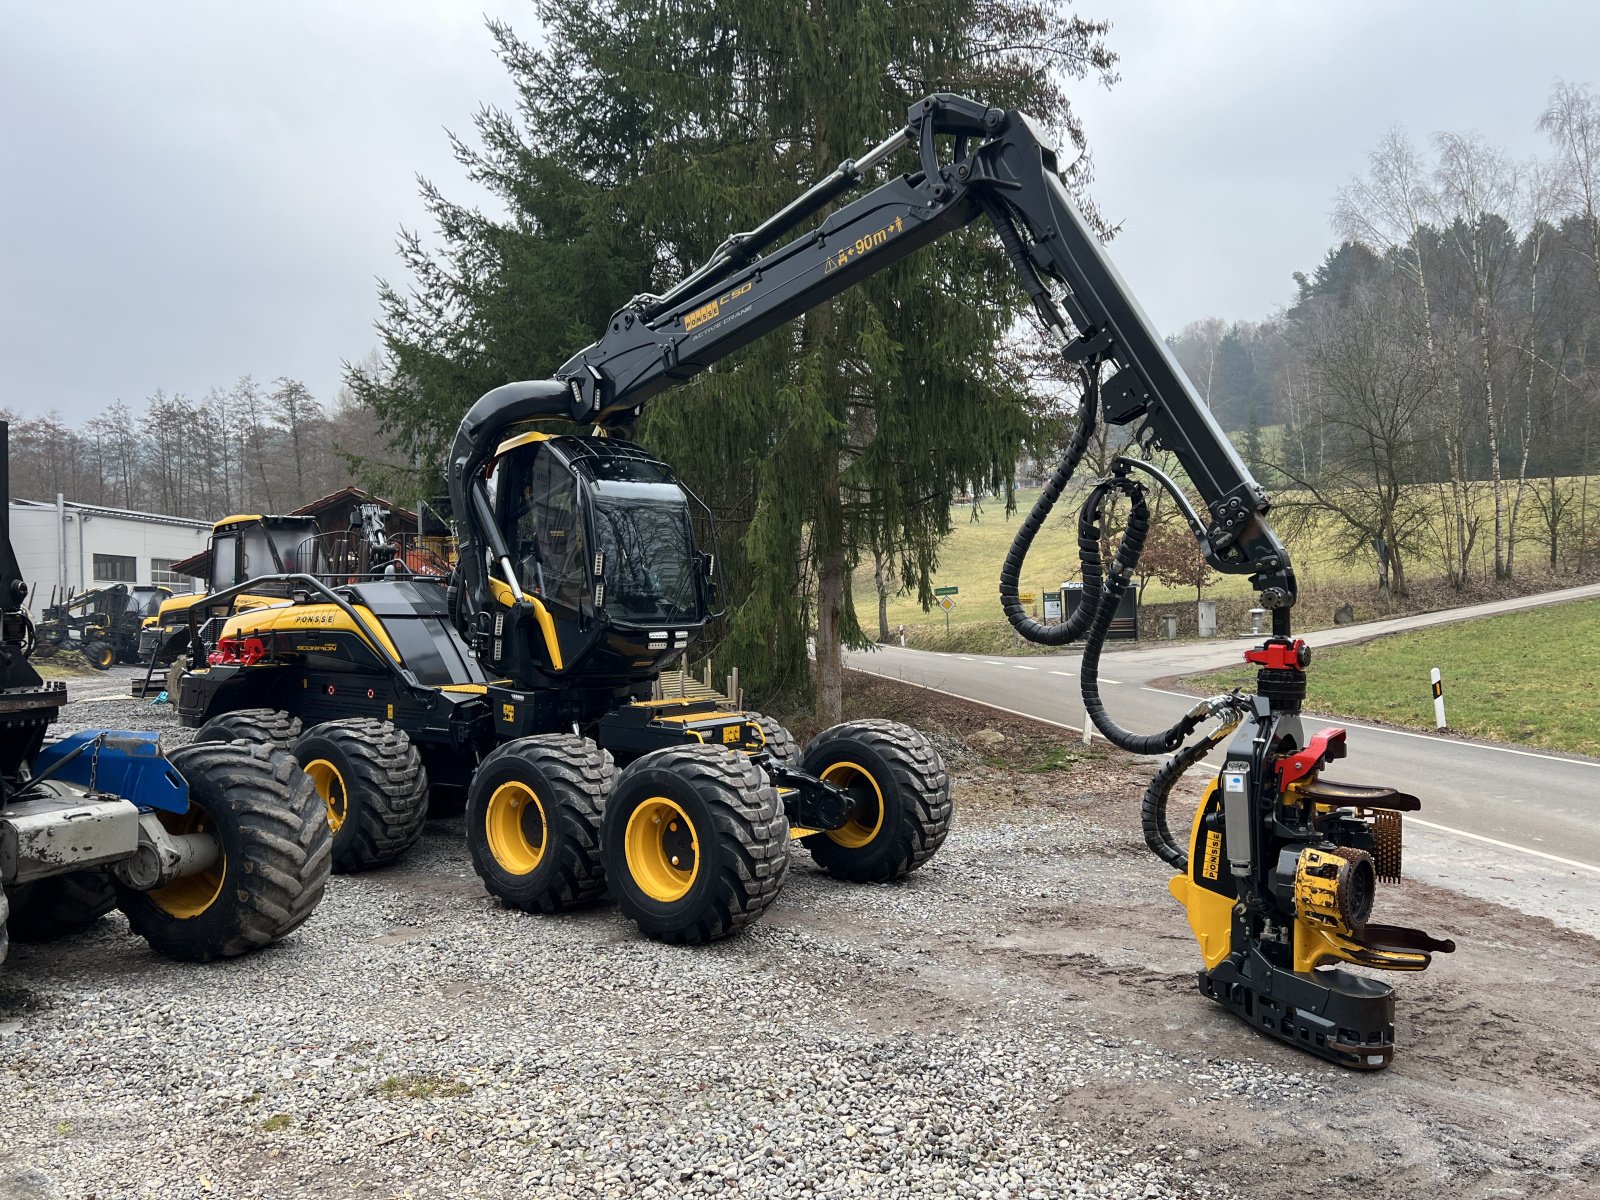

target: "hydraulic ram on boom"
[449,93,1453,1068]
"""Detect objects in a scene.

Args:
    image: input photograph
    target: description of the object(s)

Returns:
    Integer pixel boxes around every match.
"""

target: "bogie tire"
[800,719,951,882]
[83,641,115,671]
[750,713,801,771]
[195,708,304,753]
[603,744,789,944]
[466,735,613,913]
[5,871,117,942]
[115,741,332,961]
[293,719,429,873]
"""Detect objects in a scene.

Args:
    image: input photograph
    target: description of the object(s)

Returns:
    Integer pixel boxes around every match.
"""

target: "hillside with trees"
[1165,81,1600,594]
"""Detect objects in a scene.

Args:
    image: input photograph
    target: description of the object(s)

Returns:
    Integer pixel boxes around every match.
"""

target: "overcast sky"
[4,1,1598,423]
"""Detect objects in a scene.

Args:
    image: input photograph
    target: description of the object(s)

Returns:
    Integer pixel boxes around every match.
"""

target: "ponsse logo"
[683,280,752,332]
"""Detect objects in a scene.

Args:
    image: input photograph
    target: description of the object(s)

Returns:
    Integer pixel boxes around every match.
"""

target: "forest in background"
[1164,81,1600,593]
[2,357,396,518]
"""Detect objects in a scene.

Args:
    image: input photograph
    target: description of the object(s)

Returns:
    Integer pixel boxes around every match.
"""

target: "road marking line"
[1012,664,1037,671]
[1140,689,1598,769]
[1050,670,1073,677]
[1098,677,1123,685]
[1406,817,1600,874]
[959,657,975,662]
[852,665,1597,875]
[847,665,1082,733]
[984,661,1007,667]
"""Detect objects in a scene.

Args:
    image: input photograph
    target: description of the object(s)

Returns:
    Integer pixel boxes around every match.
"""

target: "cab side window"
[515,449,587,613]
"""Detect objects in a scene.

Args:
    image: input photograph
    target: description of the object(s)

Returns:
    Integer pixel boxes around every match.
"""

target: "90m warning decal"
[825,215,904,274]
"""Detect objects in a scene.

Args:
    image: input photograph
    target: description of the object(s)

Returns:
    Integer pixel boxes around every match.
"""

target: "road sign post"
[937,593,956,634]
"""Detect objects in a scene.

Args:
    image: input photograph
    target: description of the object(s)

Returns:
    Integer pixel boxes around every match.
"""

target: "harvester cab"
[476,431,719,689]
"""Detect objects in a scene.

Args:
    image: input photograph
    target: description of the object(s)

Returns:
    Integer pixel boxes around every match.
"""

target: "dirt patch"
[806,672,1600,1199]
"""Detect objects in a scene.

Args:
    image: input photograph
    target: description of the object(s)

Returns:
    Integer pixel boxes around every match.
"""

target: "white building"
[9,497,210,616]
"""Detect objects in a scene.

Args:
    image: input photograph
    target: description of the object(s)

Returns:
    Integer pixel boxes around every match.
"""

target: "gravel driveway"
[2,670,1595,1199]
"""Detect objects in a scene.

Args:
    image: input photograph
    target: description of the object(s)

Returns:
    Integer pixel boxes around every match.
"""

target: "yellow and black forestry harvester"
[175,95,1452,1066]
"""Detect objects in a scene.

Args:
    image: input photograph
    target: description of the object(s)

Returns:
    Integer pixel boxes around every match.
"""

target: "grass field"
[1178,598,1600,756]
[852,477,1599,635]
[852,485,1376,632]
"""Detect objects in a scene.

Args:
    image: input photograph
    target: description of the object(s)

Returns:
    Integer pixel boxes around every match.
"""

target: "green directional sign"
[933,586,959,596]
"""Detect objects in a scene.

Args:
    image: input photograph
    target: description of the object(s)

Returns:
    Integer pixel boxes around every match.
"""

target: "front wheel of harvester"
[603,744,789,944]
[800,719,951,883]
[466,735,613,913]
[82,640,115,671]
[5,871,117,942]
[194,708,303,753]
[293,718,429,872]
[115,741,332,962]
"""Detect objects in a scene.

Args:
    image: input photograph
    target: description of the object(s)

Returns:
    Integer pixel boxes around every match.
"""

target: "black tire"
[293,718,429,873]
[195,708,304,753]
[750,713,802,771]
[115,741,332,961]
[5,871,117,942]
[603,743,789,944]
[800,719,951,883]
[82,640,115,671]
[466,735,613,913]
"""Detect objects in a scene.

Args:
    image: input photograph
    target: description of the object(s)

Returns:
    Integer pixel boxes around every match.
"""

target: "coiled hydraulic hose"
[997,383,1099,646]
[999,364,1222,757]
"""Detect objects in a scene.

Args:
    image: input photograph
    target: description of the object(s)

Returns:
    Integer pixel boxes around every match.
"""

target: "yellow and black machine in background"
[179,93,1451,1065]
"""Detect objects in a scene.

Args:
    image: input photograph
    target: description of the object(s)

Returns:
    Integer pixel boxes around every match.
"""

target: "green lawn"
[1179,599,1600,756]
[852,485,1373,632]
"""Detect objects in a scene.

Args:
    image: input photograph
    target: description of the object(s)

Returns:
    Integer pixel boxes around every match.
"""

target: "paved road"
[848,584,1600,935]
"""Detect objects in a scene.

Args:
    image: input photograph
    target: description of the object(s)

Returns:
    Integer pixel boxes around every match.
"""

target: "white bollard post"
[1431,667,1446,730]
[1081,713,1094,746]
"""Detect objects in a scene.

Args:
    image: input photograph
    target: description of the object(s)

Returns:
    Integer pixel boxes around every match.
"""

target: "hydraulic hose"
[1140,713,1242,871]
[998,359,1234,764]
[998,381,1098,646]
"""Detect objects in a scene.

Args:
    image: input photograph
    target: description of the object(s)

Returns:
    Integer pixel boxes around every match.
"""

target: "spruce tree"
[350,1,1116,717]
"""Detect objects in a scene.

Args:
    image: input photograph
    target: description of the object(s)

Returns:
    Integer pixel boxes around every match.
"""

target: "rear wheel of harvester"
[293,719,429,873]
[194,708,304,754]
[5,871,117,942]
[800,719,951,883]
[750,713,801,771]
[82,641,115,671]
[466,735,612,913]
[115,741,332,961]
[603,744,789,944]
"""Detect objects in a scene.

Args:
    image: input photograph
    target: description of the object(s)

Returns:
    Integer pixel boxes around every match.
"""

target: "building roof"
[290,486,419,526]
[10,497,212,530]
[164,487,440,580]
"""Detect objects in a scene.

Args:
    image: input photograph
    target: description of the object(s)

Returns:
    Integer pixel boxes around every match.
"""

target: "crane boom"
[449,94,1294,615]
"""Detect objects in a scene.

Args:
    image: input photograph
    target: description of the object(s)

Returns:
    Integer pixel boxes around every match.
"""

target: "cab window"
[503,446,588,613]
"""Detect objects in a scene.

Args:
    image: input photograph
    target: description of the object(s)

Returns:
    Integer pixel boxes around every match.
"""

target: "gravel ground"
[2,668,1597,1199]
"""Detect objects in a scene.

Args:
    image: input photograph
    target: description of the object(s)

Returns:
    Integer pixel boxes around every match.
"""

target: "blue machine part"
[33,731,190,814]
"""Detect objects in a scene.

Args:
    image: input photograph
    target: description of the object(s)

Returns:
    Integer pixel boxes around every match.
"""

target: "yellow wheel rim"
[624,797,699,902]
[303,759,349,834]
[821,761,885,849]
[146,807,226,919]
[485,781,548,875]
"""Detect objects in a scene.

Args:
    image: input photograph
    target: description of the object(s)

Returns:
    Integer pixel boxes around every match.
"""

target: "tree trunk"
[814,539,846,726]
[873,547,890,643]
[1477,295,1507,579]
